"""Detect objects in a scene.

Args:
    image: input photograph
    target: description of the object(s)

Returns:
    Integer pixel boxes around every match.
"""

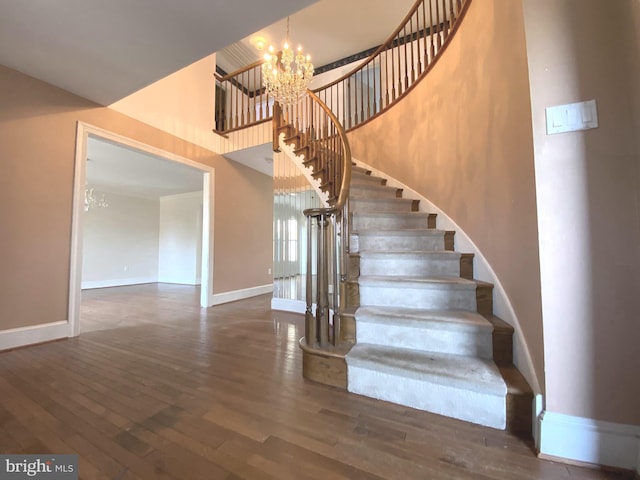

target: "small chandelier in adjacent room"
[84,186,108,212]
[262,16,314,106]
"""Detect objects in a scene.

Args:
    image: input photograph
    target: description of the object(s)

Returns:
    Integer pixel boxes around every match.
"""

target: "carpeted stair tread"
[353,228,451,253]
[358,250,461,258]
[350,197,418,214]
[350,183,400,196]
[355,228,447,236]
[346,344,507,396]
[356,306,492,332]
[358,275,477,288]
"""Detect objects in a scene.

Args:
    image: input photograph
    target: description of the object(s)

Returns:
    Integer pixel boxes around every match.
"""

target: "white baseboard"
[539,410,640,472]
[82,276,157,289]
[211,284,273,305]
[0,321,70,351]
[271,298,307,314]
[534,394,544,452]
[158,274,201,286]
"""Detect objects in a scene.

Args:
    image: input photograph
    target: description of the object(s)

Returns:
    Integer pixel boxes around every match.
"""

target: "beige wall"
[0,64,273,331]
[109,53,218,153]
[523,0,640,426]
[347,0,544,391]
[83,191,161,287]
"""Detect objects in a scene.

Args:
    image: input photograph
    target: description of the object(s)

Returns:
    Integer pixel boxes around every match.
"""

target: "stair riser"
[356,234,447,252]
[346,366,506,429]
[353,214,431,231]
[359,255,462,277]
[346,282,360,309]
[356,321,493,358]
[359,284,477,310]
[351,198,416,213]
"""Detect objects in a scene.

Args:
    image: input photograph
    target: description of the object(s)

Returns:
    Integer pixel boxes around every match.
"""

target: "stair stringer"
[350,157,541,398]
[277,131,331,207]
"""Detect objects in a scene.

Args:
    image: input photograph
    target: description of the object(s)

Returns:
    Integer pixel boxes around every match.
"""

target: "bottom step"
[346,344,507,429]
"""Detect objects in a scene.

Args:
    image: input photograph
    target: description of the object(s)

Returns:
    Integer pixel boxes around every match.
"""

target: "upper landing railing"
[213,0,471,136]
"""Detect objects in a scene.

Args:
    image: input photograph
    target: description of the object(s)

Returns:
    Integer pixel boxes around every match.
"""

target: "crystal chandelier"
[84,186,108,212]
[262,17,314,106]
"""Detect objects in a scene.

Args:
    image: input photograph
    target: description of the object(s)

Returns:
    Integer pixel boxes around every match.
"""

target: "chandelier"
[262,17,314,106]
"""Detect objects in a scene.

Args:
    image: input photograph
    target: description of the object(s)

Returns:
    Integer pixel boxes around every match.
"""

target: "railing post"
[316,213,330,347]
[332,210,342,346]
[305,214,315,346]
[273,102,282,152]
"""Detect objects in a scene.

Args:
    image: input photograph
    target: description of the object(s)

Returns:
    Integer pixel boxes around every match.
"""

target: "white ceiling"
[0,0,317,105]
[87,137,204,198]
[217,0,416,73]
[224,144,274,177]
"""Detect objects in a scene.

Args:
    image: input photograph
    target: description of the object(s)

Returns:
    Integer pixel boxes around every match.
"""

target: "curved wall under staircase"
[347,0,544,394]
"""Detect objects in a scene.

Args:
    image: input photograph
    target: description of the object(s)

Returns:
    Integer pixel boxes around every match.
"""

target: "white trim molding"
[539,410,640,472]
[82,277,158,290]
[71,122,216,338]
[0,321,70,352]
[271,298,307,314]
[211,284,273,306]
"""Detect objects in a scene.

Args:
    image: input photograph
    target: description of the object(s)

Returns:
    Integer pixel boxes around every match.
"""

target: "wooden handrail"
[214,58,264,83]
[213,60,272,133]
[311,0,470,131]
[311,0,427,93]
[306,90,351,212]
[272,91,351,349]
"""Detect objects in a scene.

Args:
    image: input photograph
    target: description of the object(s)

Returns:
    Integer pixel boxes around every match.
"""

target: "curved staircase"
[218,0,532,436]
[343,166,533,435]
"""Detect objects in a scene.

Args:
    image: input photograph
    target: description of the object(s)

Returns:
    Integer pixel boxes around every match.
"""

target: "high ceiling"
[217,0,416,74]
[87,137,204,198]
[0,0,317,105]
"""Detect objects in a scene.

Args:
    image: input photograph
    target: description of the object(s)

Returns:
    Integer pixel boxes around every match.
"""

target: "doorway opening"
[69,122,215,337]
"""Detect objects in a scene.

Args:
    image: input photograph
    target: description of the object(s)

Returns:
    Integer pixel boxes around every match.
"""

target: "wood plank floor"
[0,284,633,480]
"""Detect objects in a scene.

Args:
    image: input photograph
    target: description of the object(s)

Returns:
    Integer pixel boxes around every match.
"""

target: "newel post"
[305,214,315,346]
[315,213,331,347]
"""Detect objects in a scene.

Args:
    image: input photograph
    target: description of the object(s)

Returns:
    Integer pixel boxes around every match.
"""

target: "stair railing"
[313,0,469,131]
[213,60,272,135]
[212,0,472,351]
[273,93,351,349]
[213,0,470,137]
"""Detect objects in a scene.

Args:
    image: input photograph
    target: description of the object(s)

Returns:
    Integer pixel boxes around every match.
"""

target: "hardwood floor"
[0,284,633,479]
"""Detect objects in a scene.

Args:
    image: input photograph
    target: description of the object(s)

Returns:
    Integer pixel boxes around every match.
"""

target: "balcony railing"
[213,0,470,136]
[313,0,468,130]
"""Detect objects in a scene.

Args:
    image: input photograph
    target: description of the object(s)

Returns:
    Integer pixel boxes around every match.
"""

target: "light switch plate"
[546,99,598,135]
